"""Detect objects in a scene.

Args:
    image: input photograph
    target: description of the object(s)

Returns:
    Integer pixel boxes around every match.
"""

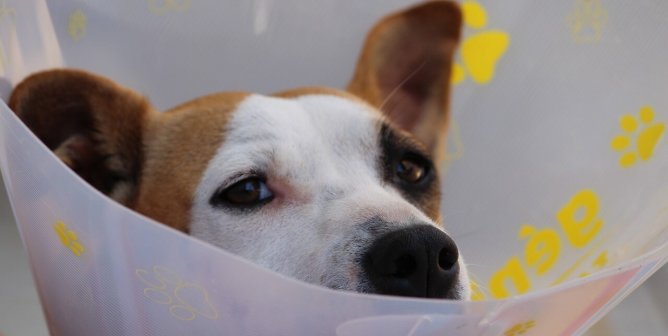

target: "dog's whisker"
[467,274,490,290]
[462,263,483,268]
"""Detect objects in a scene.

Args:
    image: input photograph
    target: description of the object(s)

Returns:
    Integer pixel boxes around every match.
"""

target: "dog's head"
[9,1,469,299]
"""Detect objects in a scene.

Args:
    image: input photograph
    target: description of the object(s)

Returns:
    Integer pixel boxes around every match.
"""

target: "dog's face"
[9,1,469,299]
[188,91,468,297]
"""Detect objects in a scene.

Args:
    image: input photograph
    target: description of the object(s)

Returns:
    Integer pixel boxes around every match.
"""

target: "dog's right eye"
[395,153,431,185]
[210,177,274,209]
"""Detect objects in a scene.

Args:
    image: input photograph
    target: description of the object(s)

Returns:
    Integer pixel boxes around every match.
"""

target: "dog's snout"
[363,225,460,299]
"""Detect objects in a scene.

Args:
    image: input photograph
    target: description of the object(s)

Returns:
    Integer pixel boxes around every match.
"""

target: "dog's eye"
[211,177,274,208]
[395,155,430,184]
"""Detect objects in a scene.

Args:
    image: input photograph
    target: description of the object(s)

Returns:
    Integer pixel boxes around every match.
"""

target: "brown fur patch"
[134,92,249,232]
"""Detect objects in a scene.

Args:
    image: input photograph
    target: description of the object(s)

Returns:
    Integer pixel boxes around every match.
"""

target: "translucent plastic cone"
[1,0,668,335]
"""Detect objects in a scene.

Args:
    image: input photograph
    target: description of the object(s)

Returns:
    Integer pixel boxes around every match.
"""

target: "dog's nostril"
[393,254,416,278]
[438,247,458,271]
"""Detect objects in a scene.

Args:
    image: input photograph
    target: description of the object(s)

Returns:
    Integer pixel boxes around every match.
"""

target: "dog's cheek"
[248,212,328,282]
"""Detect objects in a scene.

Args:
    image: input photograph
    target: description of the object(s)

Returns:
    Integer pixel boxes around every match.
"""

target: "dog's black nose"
[363,225,460,299]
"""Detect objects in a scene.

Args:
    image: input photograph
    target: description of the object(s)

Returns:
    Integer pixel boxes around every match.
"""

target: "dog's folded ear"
[347,1,462,158]
[9,69,154,204]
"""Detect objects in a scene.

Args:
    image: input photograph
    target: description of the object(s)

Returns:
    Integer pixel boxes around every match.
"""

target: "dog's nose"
[363,225,460,298]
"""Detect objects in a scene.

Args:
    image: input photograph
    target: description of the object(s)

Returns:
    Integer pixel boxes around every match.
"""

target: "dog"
[8,1,470,300]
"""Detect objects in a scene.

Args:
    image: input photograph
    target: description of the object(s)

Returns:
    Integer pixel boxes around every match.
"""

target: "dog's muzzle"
[363,225,460,299]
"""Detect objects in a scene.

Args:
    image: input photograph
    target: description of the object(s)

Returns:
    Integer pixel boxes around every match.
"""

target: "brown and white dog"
[9,1,470,299]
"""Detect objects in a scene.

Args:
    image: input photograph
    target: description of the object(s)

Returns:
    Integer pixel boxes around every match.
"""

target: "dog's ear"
[347,1,462,157]
[9,69,154,204]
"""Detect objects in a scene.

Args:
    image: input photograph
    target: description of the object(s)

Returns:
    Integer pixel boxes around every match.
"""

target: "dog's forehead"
[232,93,378,140]
[223,93,382,163]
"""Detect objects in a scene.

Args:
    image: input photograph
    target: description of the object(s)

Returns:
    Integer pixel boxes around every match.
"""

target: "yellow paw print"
[53,221,85,256]
[451,0,510,86]
[611,106,665,168]
[579,251,609,278]
[148,0,191,15]
[503,320,536,336]
[68,10,87,41]
[136,266,218,321]
[566,0,608,44]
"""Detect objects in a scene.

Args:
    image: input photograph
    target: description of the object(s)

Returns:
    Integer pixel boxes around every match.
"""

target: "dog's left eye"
[395,155,430,184]
[211,177,274,208]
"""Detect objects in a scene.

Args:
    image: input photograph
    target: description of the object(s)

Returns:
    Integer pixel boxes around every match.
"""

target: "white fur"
[191,94,469,298]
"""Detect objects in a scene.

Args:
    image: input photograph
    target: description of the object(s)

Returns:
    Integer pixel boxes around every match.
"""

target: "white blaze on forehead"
[196,94,382,200]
